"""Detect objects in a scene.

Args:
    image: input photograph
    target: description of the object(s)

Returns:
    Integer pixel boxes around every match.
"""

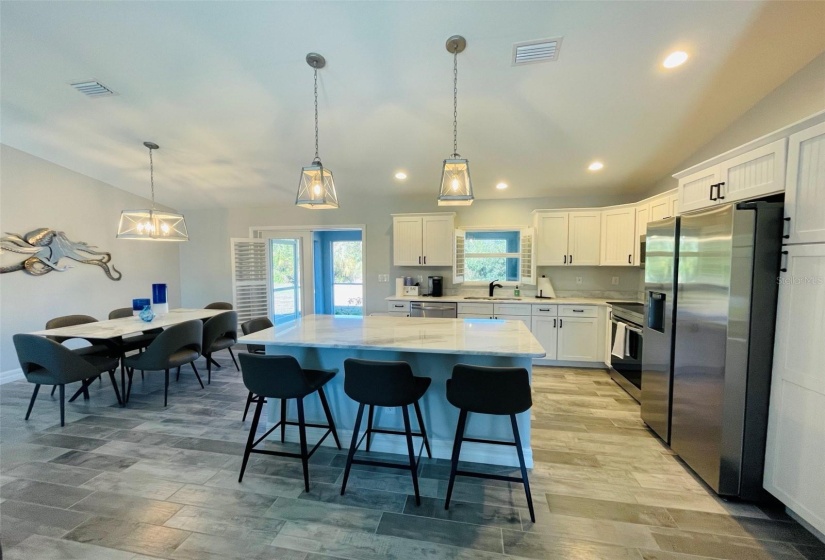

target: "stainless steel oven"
[608,302,644,402]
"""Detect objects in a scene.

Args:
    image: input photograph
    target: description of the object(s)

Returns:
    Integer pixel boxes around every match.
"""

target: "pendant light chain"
[453,48,459,157]
[148,145,156,210]
[314,66,320,161]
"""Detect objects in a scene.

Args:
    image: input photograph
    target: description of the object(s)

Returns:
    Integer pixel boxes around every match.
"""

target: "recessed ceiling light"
[496,182,508,190]
[663,51,689,69]
[588,161,604,172]
[394,172,407,180]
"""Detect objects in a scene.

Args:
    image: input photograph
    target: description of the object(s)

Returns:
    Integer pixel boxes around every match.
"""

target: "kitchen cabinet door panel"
[785,121,825,245]
[531,316,558,361]
[679,168,720,214]
[557,316,600,362]
[634,204,650,266]
[393,216,423,266]
[568,212,601,266]
[535,212,569,266]
[601,207,635,266]
[719,139,786,203]
[422,215,455,265]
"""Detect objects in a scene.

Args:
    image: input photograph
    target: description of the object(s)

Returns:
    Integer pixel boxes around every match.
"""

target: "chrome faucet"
[488,280,503,297]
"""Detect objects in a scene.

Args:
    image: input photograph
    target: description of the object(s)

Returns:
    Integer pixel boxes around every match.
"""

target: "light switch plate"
[612,276,619,285]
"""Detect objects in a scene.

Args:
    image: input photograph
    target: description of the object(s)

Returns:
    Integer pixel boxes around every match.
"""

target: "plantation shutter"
[453,228,466,284]
[520,228,536,285]
[231,238,270,328]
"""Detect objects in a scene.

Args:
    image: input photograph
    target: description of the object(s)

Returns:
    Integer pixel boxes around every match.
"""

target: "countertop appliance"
[643,201,783,500]
[641,216,680,443]
[608,302,644,402]
[428,276,444,297]
[410,301,457,318]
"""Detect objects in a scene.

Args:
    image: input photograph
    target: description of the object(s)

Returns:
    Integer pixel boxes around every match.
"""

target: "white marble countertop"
[385,295,627,306]
[31,308,224,339]
[237,314,547,358]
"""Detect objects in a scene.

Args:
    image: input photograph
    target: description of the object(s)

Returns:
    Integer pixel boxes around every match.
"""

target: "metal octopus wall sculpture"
[0,228,122,281]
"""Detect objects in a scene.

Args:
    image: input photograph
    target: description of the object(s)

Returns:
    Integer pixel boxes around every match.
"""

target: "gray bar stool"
[444,363,535,522]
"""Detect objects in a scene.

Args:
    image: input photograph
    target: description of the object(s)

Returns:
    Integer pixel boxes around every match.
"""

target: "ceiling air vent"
[70,80,116,97]
[512,37,562,66]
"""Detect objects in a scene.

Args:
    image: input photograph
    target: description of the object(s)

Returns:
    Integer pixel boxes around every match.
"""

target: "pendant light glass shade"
[296,53,338,209]
[296,158,338,209]
[438,35,473,206]
[116,142,189,241]
[438,157,473,206]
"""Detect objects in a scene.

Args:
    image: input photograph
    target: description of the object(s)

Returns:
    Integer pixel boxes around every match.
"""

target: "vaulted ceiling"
[2,1,824,209]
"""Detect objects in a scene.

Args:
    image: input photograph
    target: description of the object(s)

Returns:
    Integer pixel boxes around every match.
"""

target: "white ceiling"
[2,1,824,210]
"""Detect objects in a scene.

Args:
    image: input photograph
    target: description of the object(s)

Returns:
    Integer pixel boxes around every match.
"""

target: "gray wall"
[645,51,825,196]
[0,145,182,376]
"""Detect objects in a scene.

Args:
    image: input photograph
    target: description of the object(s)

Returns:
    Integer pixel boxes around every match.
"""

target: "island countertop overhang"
[237,314,546,358]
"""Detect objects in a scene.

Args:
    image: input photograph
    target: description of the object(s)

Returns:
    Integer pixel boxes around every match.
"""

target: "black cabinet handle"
[423,256,427,264]
[394,304,404,308]
[783,217,791,239]
[553,318,557,328]
[559,319,563,328]
[418,256,422,264]
[539,308,550,312]
[717,182,725,200]
[628,254,632,264]
[572,309,584,313]
[569,254,573,264]
[709,183,718,201]
[780,250,788,273]
[563,254,567,264]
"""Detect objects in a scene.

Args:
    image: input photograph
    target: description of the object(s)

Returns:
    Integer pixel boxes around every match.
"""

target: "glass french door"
[264,232,314,325]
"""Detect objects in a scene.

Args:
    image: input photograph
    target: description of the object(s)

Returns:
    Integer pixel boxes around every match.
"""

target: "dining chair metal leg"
[59,384,66,427]
[25,384,40,420]
[209,356,221,369]
[228,347,239,371]
[243,391,254,422]
[296,397,310,493]
[280,399,287,442]
[340,402,365,496]
[190,362,204,389]
[444,409,468,510]
[164,369,169,407]
[176,366,181,382]
[51,385,57,397]
[317,387,341,449]
[206,354,212,385]
[126,368,134,402]
[365,405,375,452]
[108,370,123,405]
[402,405,421,506]
[239,398,264,482]
[413,401,432,459]
[511,413,535,523]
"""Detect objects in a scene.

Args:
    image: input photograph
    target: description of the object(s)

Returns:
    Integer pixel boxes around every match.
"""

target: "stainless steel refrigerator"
[642,201,783,500]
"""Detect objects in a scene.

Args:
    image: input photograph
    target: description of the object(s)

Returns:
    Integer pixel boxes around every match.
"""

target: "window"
[331,241,363,316]
[464,230,521,282]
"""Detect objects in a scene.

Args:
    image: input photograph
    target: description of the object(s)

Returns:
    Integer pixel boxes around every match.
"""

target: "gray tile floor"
[2,355,823,559]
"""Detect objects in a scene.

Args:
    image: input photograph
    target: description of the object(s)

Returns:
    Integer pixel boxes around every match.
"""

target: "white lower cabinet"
[557,314,601,362]
[531,315,558,361]
[764,244,825,535]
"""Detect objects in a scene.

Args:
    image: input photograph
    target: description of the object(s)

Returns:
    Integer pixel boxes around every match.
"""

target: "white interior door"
[262,231,314,324]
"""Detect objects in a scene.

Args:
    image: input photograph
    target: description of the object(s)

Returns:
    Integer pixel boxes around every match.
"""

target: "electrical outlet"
[576,277,583,285]
[378,274,389,283]
[612,276,619,285]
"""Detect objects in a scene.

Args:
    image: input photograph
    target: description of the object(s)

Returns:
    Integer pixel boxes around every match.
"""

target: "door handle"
[418,256,421,264]
[717,182,725,200]
[628,254,632,264]
[423,256,426,264]
[780,250,788,273]
[709,183,718,201]
[553,318,556,328]
[783,217,791,239]
[394,304,404,308]
[539,308,550,312]
[572,309,584,313]
[569,254,573,264]
[563,254,567,264]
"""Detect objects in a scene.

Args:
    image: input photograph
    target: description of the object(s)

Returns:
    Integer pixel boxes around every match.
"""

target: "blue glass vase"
[139,305,155,323]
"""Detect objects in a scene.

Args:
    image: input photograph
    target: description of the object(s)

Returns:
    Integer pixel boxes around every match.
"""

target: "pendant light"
[438,35,473,206]
[116,142,189,241]
[296,52,339,209]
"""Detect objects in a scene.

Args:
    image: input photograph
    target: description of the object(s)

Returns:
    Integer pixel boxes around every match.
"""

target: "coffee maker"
[427,276,443,297]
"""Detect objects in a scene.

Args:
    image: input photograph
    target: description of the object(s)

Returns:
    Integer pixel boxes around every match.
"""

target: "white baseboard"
[0,368,24,385]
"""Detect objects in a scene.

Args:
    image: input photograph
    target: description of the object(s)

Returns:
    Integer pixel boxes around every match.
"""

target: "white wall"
[0,145,182,377]
[179,192,643,315]
[646,51,825,196]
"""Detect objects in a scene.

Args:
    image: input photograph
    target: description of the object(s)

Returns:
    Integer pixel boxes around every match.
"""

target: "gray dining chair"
[202,311,239,384]
[205,302,233,310]
[44,314,113,399]
[240,317,273,421]
[123,319,203,407]
[13,334,122,426]
[108,307,162,382]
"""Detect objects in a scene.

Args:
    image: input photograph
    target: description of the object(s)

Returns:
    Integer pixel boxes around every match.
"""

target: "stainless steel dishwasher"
[410,301,457,318]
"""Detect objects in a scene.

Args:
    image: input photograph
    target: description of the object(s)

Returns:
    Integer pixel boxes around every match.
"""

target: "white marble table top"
[30,308,224,339]
[237,314,546,358]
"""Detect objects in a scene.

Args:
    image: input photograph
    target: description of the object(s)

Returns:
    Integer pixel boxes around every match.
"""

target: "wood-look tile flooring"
[2,357,823,559]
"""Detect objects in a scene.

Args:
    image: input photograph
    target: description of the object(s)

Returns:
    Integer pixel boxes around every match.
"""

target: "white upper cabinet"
[718,139,787,203]
[784,121,825,245]
[634,203,650,266]
[669,193,679,217]
[535,212,569,266]
[678,139,787,214]
[649,195,675,221]
[534,210,602,266]
[600,207,636,266]
[392,213,455,267]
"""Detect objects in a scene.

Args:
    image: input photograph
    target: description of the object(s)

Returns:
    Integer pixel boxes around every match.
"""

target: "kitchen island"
[237,314,546,467]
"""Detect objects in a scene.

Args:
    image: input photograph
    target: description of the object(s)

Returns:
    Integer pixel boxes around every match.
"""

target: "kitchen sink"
[462,296,523,301]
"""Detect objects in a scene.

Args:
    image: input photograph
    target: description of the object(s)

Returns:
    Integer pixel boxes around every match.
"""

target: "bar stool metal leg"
[445,409,468,510]
[402,405,422,505]
[296,398,310,492]
[318,387,341,449]
[243,391,254,422]
[413,401,432,459]
[239,398,264,482]
[365,405,375,452]
[511,413,535,523]
[340,403,366,495]
[59,384,66,427]
[280,399,287,442]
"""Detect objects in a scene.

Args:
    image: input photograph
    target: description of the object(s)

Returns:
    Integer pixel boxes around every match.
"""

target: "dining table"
[30,308,225,404]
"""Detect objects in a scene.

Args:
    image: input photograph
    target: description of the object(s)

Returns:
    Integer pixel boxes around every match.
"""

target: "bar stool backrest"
[447,364,532,415]
[343,358,418,407]
[239,353,312,399]
[241,317,273,354]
